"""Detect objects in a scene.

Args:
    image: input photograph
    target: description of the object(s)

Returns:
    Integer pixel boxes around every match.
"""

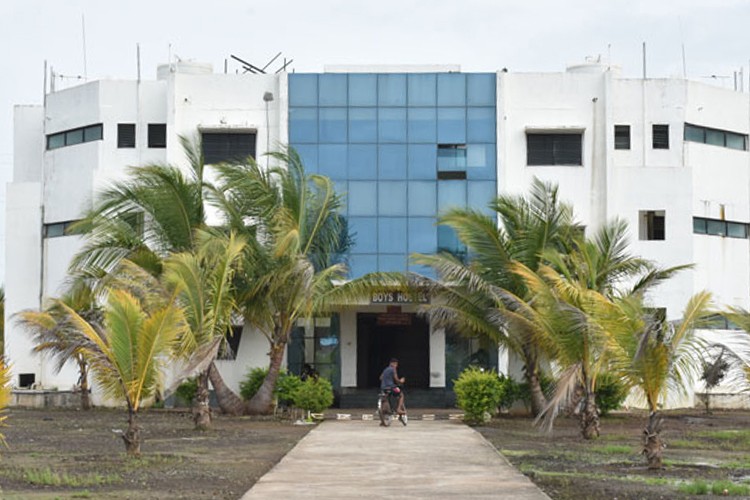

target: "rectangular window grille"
[437,144,467,172]
[46,124,103,150]
[148,124,167,148]
[526,133,582,165]
[693,217,750,239]
[43,220,79,238]
[117,124,136,148]
[639,210,665,240]
[684,123,747,151]
[652,124,669,149]
[614,125,630,150]
[201,132,256,164]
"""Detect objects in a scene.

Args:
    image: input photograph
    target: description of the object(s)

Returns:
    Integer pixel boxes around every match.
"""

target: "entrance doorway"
[356,312,430,389]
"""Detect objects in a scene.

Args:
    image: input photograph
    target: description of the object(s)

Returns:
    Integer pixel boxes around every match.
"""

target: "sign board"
[370,291,429,305]
[376,313,413,326]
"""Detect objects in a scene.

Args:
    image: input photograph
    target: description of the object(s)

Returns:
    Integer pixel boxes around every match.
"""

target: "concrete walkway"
[242,419,550,499]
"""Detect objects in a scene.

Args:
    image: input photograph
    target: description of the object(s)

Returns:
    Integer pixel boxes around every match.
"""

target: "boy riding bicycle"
[379,358,406,423]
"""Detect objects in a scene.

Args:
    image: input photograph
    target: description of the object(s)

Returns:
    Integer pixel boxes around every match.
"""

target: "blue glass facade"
[289,72,497,278]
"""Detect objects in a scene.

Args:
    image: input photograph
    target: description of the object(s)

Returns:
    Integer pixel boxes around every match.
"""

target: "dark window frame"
[117,123,136,148]
[652,124,670,149]
[693,216,750,239]
[43,220,80,238]
[684,123,748,151]
[46,124,103,150]
[201,131,257,164]
[526,132,583,166]
[614,125,631,150]
[639,210,665,241]
[148,123,167,148]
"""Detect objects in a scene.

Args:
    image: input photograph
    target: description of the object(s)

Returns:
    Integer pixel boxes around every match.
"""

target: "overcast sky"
[1,0,750,282]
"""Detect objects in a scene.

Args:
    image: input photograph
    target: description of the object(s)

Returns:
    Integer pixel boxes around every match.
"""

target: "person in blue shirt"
[379,358,406,419]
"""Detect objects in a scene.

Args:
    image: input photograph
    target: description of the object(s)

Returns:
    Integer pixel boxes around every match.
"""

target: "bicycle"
[377,388,407,427]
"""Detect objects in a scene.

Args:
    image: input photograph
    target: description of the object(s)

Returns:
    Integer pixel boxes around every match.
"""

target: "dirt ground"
[0,407,311,499]
[478,410,750,499]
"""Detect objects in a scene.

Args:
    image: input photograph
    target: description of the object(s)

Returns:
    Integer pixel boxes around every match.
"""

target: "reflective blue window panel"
[378,108,407,143]
[319,74,347,106]
[333,179,348,215]
[378,218,407,253]
[348,217,378,254]
[467,74,496,106]
[467,107,496,143]
[349,254,377,278]
[319,108,347,143]
[438,181,467,211]
[318,144,347,179]
[378,74,407,106]
[437,73,466,106]
[468,181,497,216]
[407,74,436,106]
[408,217,437,254]
[292,144,318,174]
[408,181,436,216]
[379,254,407,272]
[407,108,437,143]
[349,181,377,216]
[437,108,466,143]
[437,146,467,171]
[408,144,437,180]
[348,145,377,180]
[349,74,377,106]
[289,74,318,106]
[378,181,407,216]
[437,225,466,254]
[349,108,377,143]
[289,108,318,143]
[466,144,496,180]
[378,145,407,179]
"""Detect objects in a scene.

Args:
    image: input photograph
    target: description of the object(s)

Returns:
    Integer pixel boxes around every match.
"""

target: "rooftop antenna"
[642,42,647,79]
[137,43,141,82]
[81,14,88,80]
[679,17,687,79]
[230,52,294,74]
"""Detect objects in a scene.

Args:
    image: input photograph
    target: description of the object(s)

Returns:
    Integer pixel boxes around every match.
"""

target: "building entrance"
[356,312,430,389]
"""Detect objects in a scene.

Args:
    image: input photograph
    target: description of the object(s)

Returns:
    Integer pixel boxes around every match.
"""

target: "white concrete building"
[6,60,750,408]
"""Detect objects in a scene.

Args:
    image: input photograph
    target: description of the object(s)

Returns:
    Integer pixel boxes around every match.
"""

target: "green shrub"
[453,367,505,425]
[595,372,629,416]
[174,377,198,405]
[292,377,334,413]
[497,374,522,411]
[239,367,302,404]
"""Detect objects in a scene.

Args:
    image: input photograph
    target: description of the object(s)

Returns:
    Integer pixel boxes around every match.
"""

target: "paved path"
[242,419,550,499]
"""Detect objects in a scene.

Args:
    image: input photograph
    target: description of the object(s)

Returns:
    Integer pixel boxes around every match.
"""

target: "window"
[639,210,665,240]
[684,123,748,151]
[437,144,467,174]
[43,220,79,238]
[148,124,167,148]
[201,132,256,164]
[693,217,750,239]
[526,133,582,165]
[46,124,103,150]
[117,124,136,148]
[219,325,243,360]
[652,124,669,149]
[614,125,630,150]
[18,373,36,388]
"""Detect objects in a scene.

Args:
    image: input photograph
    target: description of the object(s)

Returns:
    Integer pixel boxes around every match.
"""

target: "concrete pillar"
[429,326,445,387]
[340,310,357,387]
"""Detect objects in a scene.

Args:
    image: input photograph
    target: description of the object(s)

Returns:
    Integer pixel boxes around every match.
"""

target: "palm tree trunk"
[208,362,245,416]
[246,342,285,415]
[193,369,211,430]
[521,345,547,416]
[122,408,141,457]
[580,391,600,440]
[642,411,664,469]
[77,358,91,411]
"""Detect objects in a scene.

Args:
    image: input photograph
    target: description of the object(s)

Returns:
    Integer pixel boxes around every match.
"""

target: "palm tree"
[412,178,576,416]
[210,149,349,414]
[17,281,101,410]
[609,292,713,468]
[515,220,688,439]
[163,229,246,428]
[52,286,185,456]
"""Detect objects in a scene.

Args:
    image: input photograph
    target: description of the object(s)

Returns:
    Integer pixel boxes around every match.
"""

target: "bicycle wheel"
[378,395,392,427]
